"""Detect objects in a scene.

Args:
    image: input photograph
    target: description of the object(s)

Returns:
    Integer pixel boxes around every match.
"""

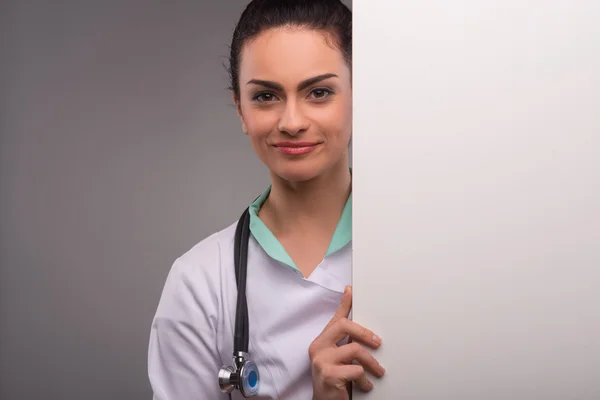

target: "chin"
[271,160,324,183]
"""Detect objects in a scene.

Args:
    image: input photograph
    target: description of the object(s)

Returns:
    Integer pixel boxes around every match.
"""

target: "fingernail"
[366,381,373,390]
[373,334,382,344]
[344,286,349,295]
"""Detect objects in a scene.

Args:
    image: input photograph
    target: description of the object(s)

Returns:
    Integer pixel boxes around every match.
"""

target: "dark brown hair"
[227,0,352,100]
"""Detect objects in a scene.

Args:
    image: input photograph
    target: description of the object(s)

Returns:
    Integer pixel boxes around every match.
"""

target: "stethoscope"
[218,206,260,398]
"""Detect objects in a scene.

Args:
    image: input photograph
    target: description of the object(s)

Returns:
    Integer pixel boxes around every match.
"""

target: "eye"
[252,92,278,103]
[309,88,333,100]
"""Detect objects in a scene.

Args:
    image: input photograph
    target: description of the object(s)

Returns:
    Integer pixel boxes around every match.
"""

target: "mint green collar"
[248,187,352,273]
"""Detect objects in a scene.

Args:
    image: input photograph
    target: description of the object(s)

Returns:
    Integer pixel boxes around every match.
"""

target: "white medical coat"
[148,188,352,399]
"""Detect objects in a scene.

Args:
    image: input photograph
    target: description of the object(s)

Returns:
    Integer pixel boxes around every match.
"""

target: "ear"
[233,93,249,135]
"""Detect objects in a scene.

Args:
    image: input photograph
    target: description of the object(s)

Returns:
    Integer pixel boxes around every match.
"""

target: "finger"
[322,318,383,350]
[319,286,352,343]
[310,286,353,355]
[334,342,386,378]
[353,373,373,392]
[328,364,372,391]
[330,285,353,325]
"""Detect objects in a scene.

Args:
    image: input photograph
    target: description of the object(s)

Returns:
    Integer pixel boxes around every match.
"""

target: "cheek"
[244,108,278,140]
[315,100,352,142]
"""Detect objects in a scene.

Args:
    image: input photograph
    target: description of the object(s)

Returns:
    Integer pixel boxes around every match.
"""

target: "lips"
[273,141,319,148]
[272,141,321,155]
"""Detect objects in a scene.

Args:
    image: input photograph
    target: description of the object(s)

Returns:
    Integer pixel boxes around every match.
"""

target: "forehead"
[239,27,348,84]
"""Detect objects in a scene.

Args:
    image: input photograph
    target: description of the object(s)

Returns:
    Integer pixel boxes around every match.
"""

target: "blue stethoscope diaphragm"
[240,359,260,397]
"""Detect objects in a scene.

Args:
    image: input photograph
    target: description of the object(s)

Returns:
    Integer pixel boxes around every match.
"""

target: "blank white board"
[352,1,600,398]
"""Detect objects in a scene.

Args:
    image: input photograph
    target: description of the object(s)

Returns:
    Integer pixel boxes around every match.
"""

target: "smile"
[272,142,321,155]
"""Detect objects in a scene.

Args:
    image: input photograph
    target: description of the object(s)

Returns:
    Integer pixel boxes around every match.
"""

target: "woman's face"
[235,27,352,182]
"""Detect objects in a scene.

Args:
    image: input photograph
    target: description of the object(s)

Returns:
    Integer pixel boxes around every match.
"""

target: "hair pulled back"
[227,0,352,100]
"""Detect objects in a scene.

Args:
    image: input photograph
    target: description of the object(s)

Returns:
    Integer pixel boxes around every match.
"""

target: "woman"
[148,1,385,398]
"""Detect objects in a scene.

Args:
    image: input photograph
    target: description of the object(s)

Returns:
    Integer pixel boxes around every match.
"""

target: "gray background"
[0,1,301,399]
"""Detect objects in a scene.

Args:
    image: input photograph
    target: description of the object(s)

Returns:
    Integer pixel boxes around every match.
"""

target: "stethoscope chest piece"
[219,351,260,397]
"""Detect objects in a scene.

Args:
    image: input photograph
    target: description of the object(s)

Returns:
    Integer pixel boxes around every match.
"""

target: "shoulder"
[154,220,238,322]
[178,220,237,276]
[148,221,242,398]
[173,219,238,281]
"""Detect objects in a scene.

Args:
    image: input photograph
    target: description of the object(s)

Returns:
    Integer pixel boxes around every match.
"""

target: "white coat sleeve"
[148,253,226,400]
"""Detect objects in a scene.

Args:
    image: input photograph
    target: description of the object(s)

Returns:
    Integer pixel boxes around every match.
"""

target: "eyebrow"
[246,73,338,92]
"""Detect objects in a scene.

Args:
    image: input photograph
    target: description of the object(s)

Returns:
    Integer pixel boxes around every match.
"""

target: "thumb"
[332,285,353,323]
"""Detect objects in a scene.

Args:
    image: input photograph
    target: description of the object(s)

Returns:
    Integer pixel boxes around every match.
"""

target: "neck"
[260,160,352,235]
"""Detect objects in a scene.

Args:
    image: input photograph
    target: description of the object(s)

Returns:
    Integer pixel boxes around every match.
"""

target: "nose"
[278,100,309,136]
